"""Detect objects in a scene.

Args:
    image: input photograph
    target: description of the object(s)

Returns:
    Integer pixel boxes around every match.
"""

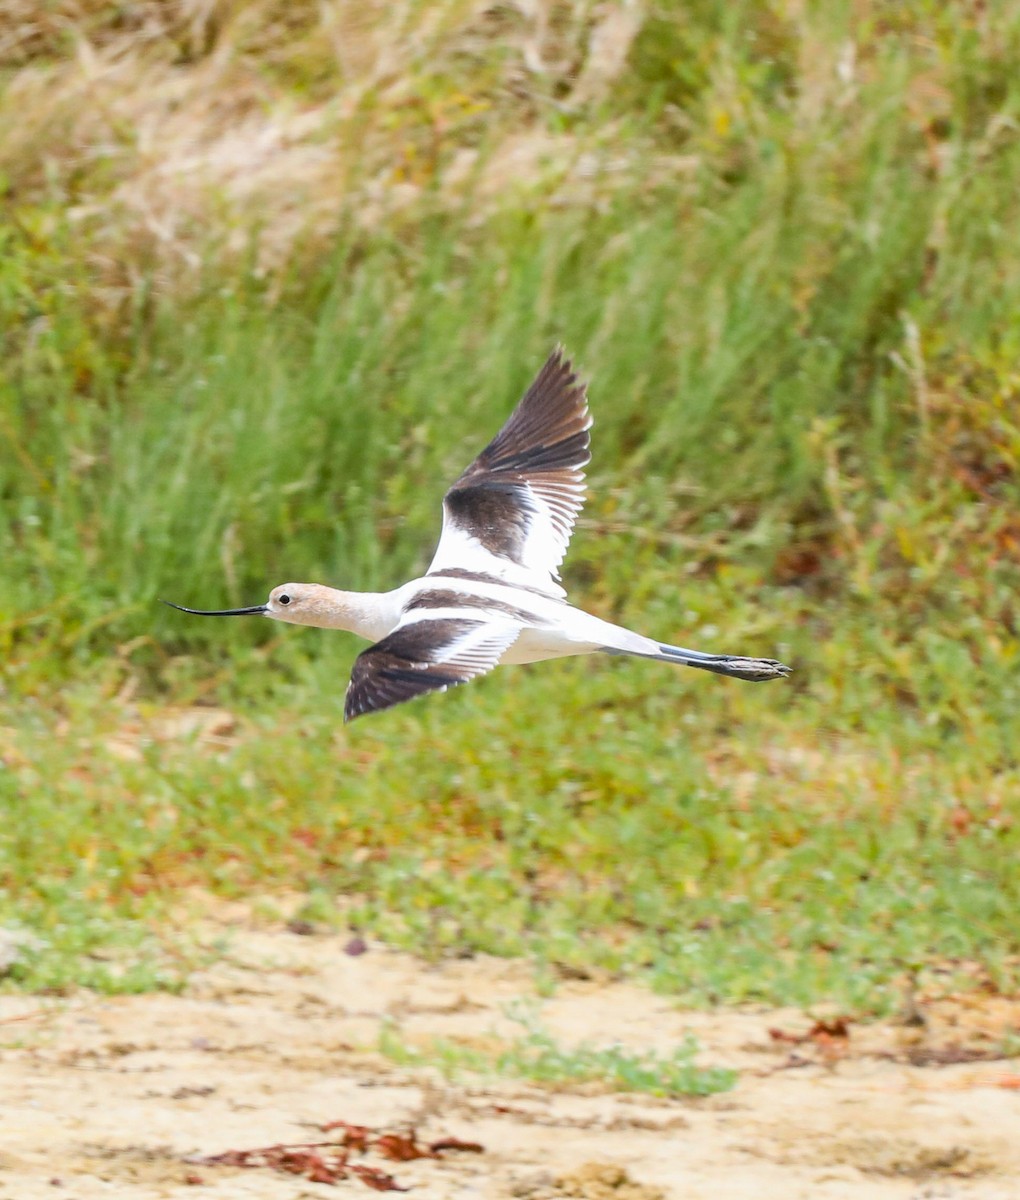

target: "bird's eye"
[278,594,291,606]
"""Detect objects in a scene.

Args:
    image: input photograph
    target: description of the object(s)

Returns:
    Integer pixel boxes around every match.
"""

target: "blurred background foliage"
[1,1,1019,1007]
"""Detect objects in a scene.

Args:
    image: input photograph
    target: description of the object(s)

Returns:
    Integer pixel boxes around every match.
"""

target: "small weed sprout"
[378,1000,736,1098]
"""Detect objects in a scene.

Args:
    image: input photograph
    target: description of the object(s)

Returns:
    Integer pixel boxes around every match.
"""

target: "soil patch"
[2,922,1019,1199]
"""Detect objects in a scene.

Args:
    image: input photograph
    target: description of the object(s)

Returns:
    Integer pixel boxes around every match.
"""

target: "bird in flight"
[165,349,790,720]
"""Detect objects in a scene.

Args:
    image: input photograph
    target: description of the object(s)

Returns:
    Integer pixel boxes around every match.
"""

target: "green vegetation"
[2,2,1020,1010]
[379,1002,736,1097]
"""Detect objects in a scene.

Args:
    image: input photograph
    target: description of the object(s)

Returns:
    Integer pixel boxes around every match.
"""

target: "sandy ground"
[2,921,1019,1200]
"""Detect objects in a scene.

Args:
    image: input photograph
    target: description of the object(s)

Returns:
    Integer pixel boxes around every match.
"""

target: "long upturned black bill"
[161,599,268,617]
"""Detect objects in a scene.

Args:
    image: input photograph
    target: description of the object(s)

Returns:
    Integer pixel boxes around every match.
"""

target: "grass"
[2,3,1020,1012]
[378,1001,736,1098]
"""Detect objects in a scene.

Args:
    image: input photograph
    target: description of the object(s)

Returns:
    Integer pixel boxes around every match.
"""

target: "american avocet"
[165,349,790,720]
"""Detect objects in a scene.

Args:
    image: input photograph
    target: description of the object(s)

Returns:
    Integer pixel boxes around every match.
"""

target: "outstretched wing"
[426,348,591,598]
[344,617,521,722]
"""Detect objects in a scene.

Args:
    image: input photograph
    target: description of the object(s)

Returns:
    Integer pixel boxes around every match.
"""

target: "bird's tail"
[589,615,790,682]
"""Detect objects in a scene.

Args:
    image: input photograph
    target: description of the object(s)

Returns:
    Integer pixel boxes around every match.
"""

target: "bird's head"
[162,582,342,627]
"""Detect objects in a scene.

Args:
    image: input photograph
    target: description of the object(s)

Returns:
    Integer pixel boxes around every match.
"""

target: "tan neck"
[275,584,401,641]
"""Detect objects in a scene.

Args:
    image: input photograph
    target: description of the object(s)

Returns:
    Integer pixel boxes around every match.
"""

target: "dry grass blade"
[0,0,674,294]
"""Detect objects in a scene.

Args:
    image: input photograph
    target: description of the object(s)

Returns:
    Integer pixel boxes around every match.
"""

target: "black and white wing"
[344,616,521,722]
[426,348,591,598]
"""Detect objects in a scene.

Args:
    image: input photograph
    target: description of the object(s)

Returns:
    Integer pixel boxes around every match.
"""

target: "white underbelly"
[498,625,602,665]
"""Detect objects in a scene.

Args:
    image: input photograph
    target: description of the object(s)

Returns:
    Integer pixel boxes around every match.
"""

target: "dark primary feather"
[344,617,520,722]
[428,347,591,583]
[459,348,592,482]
